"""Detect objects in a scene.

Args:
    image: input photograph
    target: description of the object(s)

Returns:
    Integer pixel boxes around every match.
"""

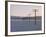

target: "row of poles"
[28,9,38,24]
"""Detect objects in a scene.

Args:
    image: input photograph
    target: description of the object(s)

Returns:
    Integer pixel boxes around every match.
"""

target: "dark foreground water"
[11,17,42,32]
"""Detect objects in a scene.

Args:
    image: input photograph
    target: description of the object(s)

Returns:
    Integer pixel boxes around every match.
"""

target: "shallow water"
[11,17,42,32]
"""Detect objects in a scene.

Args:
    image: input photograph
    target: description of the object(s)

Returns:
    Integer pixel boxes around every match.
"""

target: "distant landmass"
[11,16,42,20]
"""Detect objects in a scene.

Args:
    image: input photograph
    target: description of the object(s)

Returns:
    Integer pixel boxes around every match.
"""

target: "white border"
[8,2,44,35]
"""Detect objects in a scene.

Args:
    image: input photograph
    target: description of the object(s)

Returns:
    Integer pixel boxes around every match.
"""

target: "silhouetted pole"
[34,9,36,24]
[33,9,38,24]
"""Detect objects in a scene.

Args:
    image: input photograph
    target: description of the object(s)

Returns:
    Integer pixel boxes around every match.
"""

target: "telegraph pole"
[33,9,38,24]
[34,9,36,24]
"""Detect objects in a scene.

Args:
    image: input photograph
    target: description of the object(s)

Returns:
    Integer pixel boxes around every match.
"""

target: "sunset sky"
[10,4,42,17]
